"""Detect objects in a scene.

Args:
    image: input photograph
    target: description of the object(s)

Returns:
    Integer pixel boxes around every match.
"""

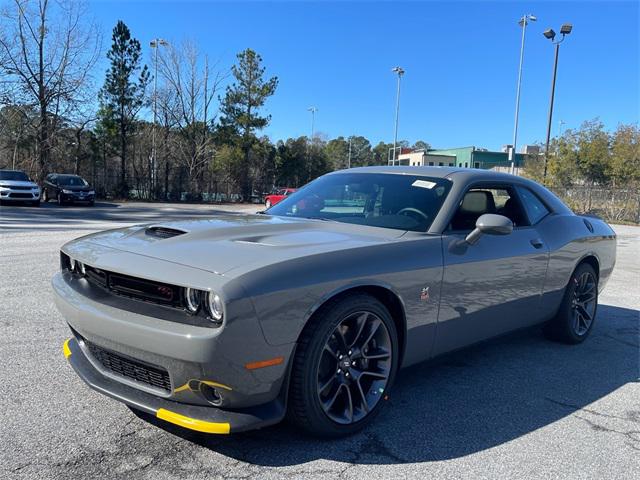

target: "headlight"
[62,189,73,194]
[88,190,95,195]
[184,287,202,313]
[206,292,224,322]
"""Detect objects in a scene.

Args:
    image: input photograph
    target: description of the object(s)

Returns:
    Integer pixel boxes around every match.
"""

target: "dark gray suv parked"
[42,174,95,206]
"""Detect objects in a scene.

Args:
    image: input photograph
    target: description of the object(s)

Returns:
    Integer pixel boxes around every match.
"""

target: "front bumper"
[53,260,294,433]
[0,188,40,201]
[63,338,286,433]
[61,192,94,202]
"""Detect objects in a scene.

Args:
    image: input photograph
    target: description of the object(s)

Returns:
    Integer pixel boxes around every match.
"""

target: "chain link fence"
[88,167,266,204]
[551,186,640,224]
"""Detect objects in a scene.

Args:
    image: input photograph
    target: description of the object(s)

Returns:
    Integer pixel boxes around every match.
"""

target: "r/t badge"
[420,287,430,302]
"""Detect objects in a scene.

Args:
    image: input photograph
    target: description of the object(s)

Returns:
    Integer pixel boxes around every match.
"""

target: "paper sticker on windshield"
[412,180,437,189]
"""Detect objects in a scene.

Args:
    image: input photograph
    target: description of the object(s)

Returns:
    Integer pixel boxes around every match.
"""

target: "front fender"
[238,236,443,361]
[302,278,407,325]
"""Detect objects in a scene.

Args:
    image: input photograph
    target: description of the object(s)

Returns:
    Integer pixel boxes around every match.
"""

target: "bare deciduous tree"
[0,0,100,179]
[157,41,224,195]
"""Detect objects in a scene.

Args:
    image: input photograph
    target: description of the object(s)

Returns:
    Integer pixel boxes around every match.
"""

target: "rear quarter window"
[517,186,550,224]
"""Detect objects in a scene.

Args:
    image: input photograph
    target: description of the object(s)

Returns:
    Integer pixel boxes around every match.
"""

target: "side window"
[450,186,528,231]
[517,186,550,224]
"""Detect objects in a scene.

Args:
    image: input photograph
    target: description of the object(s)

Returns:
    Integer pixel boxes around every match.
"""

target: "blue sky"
[90,0,639,150]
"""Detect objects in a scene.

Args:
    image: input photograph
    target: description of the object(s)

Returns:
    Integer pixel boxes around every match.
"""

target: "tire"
[288,293,399,437]
[545,263,598,344]
[265,199,271,209]
[31,200,40,207]
[88,200,95,207]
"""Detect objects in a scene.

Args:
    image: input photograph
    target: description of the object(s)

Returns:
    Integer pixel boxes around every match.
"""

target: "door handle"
[530,239,544,249]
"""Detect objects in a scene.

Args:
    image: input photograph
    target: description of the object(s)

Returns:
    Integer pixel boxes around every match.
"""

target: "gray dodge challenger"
[54,166,616,437]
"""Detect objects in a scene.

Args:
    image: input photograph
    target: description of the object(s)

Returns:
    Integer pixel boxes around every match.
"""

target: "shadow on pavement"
[137,303,639,466]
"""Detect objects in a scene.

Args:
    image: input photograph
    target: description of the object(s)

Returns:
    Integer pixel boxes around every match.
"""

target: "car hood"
[0,180,38,188]
[77,213,404,276]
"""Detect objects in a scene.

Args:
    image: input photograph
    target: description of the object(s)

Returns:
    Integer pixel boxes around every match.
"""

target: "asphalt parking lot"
[1,201,639,480]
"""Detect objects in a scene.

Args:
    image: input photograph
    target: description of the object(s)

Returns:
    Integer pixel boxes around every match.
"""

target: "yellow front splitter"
[62,338,231,434]
[156,408,230,434]
[63,338,72,359]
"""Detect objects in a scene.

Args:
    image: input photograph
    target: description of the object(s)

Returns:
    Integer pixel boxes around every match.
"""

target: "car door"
[433,183,550,356]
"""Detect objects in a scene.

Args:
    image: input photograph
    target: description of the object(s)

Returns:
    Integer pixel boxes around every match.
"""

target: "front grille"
[84,265,181,307]
[9,186,32,190]
[9,192,33,198]
[85,340,172,392]
[85,265,107,288]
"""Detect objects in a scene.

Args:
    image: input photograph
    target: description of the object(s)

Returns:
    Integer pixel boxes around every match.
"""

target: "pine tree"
[219,49,278,199]
[98,21,149,197]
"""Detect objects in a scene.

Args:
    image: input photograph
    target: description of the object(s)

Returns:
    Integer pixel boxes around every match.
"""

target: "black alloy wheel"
[317,310,393,424]
[570,270,597,336]
[288,293,398,437]
[545,262,598,344]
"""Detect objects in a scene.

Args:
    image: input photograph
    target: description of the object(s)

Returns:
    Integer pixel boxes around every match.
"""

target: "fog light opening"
[200,382,223,406]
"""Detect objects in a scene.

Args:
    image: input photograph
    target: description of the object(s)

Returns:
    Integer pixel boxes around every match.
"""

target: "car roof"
[328,165,573,223]
[330,165,518,181]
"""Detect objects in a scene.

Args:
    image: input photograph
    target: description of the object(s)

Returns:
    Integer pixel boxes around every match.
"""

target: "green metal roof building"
[426,146,526,169]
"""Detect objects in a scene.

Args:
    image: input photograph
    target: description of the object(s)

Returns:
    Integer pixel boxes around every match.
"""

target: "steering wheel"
[397,207,429,222]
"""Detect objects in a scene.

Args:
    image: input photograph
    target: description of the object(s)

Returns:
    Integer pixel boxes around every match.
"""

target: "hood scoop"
[145,226,188,239]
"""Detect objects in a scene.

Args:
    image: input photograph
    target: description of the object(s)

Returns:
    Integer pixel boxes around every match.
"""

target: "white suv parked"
[0,170,41,206]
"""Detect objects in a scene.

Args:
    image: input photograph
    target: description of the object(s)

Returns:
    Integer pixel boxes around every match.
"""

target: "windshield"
[0,171,30,181]
[58,176,88,186]
[267,173,452,232]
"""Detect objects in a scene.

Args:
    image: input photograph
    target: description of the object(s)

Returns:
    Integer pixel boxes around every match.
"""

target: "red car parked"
[264,188,297,208]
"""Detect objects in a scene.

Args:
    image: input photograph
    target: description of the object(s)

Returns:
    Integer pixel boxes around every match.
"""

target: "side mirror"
[465,214,513,245]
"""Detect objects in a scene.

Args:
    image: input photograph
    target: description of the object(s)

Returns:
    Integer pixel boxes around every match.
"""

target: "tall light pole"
[542,23,572,182]
[307,106,318,143]
[306,106,318,178]
[150,38,168,198]
[391,66,405,166]
[348,136,352,169]
[510,13,537,174]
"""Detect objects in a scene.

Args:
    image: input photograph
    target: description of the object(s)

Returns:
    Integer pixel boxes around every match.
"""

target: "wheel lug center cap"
[340,358,352,369]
